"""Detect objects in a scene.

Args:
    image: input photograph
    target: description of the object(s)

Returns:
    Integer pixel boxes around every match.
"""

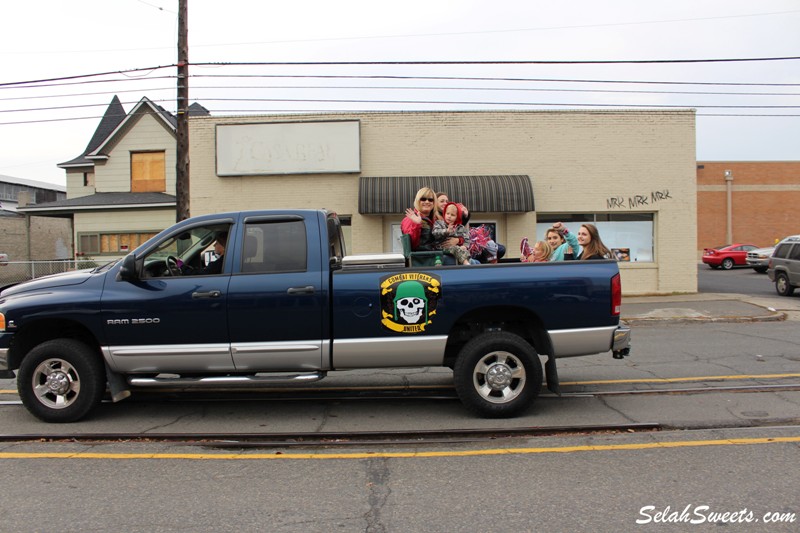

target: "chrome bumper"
[612,324,632,359]
[0,347,8,371]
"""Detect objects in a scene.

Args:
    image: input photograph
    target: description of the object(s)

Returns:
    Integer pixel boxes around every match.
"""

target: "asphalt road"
[1,321,799,531]
[1,271,798,532]
[697,263,777,296]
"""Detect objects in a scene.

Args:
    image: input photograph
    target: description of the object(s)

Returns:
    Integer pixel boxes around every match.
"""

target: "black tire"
[453,332,542,418]
[17,339,106,423]
[775,273,795,297]
[754,267,768,274]
[721,258,734,270]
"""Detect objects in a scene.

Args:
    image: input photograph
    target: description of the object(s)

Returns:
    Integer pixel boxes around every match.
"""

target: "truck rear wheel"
[453,332,542,418]
[17,339,106,423]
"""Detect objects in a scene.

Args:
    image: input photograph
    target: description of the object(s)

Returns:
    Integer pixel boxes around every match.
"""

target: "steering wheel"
[165,255,182,276]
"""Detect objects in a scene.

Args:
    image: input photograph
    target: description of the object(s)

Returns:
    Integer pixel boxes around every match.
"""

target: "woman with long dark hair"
[577,223,613,260]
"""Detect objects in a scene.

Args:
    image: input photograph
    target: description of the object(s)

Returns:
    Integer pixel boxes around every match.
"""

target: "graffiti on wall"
[606,190,672,209]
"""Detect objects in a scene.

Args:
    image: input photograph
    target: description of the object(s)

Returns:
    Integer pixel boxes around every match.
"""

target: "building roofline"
[86,97,176,158]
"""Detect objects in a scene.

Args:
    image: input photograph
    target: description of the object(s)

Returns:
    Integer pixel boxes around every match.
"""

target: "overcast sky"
[1,0,798,186]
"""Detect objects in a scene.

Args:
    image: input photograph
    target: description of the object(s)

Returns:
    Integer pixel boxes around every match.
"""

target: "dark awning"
[358,175,534,214]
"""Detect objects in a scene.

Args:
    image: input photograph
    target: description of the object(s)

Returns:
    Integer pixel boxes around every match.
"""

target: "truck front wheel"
[453,332,542,418]
[17,339,106,423]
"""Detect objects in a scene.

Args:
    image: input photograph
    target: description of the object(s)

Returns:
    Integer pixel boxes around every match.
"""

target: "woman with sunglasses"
[402,187,441,252]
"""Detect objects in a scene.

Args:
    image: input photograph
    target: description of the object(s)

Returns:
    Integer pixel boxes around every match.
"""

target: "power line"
[3,55,800,89]
[3,82,797,105]
[196,56,800,66]
[0,65,174,88]
[191,73,800,88]
[5,95,800,115]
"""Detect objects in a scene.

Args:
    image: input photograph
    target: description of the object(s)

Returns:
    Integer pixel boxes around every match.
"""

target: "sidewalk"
[621,293,795,325]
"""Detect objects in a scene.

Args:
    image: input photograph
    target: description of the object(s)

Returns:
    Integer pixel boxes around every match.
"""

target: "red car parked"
[702,243,758,270]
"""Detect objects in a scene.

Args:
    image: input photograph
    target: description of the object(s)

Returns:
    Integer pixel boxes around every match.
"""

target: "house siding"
[93,111,176,193]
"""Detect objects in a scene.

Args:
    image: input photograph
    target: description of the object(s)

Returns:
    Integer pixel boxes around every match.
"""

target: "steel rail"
[1,382,798,405]
[0,422,662,447]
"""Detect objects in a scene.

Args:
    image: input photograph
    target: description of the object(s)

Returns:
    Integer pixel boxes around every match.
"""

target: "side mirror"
[116,254,138,282]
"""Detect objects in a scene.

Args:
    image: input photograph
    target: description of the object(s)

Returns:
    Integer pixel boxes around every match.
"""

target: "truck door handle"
[287,285,315,295]
[192,290,222,299]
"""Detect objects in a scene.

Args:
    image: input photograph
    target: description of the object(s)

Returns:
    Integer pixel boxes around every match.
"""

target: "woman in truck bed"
[402,187,441,251]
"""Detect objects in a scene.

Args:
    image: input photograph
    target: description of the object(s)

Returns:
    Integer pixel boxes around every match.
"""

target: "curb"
[621,312,786,326]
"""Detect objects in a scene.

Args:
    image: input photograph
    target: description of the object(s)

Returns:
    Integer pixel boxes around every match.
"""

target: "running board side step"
[128,371,327,388]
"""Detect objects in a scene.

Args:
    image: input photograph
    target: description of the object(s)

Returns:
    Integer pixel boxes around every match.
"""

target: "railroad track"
[2,377,799,404]
[1,377,798,446]
[0,422,662,447]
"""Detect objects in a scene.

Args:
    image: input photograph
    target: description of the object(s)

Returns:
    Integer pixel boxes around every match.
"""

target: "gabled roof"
[188,102,211,116]
[86,97,178,161]
[58,96,127,168]
[57,97,210,170]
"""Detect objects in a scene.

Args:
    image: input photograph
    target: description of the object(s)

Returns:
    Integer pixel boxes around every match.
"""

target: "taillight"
[611,273,621,316]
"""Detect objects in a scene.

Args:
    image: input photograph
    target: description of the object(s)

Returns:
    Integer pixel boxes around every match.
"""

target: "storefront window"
[536,213,654,262]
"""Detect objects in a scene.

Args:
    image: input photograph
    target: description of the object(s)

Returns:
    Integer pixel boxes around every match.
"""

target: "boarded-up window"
[78,232,159,255]
[131,151,166,192]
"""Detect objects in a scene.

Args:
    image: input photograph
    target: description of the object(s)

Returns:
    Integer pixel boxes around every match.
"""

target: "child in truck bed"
[432,202,472,265]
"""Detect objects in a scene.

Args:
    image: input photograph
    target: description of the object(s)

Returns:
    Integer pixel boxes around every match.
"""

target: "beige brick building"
[190,110,697,294]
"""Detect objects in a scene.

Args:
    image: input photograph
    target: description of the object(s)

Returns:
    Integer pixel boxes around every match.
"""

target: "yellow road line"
[0,436,798,461]
[559,373,800,386]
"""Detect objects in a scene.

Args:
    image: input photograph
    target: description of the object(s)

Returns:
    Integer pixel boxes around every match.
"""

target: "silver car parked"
[768,235,800,296]
[746,246,775,273]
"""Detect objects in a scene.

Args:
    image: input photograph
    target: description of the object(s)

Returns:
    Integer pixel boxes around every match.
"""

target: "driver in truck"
[198,231,227,275]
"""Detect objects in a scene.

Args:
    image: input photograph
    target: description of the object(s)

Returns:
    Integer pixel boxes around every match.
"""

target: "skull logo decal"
[380,273,441,333]
[394,283,427,324]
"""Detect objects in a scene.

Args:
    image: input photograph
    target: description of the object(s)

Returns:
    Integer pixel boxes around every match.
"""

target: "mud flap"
[105,364,131,403]
[544,355,560,395]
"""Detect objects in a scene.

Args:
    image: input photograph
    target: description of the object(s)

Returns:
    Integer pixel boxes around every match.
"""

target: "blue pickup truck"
[0,209,630,422]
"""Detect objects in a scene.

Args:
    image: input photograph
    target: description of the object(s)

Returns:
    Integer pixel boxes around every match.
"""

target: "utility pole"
[176,0,190,221]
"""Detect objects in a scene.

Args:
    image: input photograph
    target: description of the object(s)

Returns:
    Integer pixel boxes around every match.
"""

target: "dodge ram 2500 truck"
[0,209,630,422]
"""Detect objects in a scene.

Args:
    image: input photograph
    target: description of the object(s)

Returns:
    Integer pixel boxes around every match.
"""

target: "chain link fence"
[0,260,100,289]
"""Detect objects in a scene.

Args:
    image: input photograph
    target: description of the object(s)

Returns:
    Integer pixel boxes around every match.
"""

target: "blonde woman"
[401,187,440,251]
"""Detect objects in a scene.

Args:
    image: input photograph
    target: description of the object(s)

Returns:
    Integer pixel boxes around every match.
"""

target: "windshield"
[94,259,120,273]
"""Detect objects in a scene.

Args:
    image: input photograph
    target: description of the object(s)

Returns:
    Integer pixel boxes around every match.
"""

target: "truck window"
[241,220,307,273]
[142,224,230,278]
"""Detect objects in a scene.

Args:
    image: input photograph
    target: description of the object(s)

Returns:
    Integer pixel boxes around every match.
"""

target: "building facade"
[697,161,800,252]
[190,110,698,294]
[0,174,70,261]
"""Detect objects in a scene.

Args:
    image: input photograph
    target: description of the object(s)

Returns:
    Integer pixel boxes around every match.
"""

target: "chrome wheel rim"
[32,358,81,409]
[777,276,788,293]
[472,351,526,404]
